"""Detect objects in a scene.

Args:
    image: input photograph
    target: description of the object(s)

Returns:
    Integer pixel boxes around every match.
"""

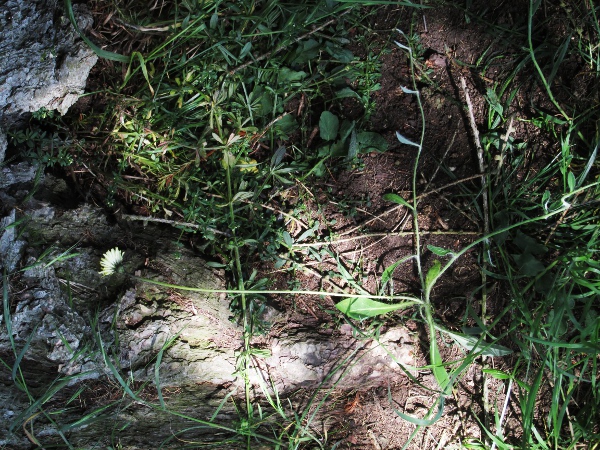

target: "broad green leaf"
[382,193,413,210]
[514,252,545,277]
[274,114,298,140]
[335,87,361,100]
[239,42,252,58]
[335,297,416,320]
[210,12,218,29]
[325,42,354,63]
[271,146,286,168]
[346,130,358,162]
[567,171,576,192]
[221,151,236,169]
[339,120,355,142]
[320,111,339,141]
[282,231,293,248]
[425,260,441,289]
[278,68,307,83]
[357,131,388,153]
[427,245,453,257]
[513,231,547,255]
[396,131,420,148]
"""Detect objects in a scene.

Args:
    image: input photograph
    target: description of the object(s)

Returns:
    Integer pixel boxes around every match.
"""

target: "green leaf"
[440,329,513,356]
[382,193,413,210]
[346,129,358,162]
[335,297,416,320]
[482,368,512,380]
[425,260,441,289]
[65,0,130,62]
[335,87,361,100]
[274,114,298,140]
[567,171,576,192]
[325,42,354,63]
[278,68,307,83]
[381,260,403,285]
[282,231,293,248]
[427,245,453,256]
[221,151,236,169]
[513,252,545,277]
[320,111,339,141]
[430,338,450,392]
[357,131,388,153]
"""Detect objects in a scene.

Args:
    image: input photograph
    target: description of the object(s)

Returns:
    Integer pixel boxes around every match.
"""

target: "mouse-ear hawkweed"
[99,247,125,276]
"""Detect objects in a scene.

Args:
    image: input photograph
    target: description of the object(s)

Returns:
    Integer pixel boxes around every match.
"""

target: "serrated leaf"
[335,297,416,320]
[396,131,420,148]
[320,111,339,141]
[382,193,413,210]
[427,245,453,256]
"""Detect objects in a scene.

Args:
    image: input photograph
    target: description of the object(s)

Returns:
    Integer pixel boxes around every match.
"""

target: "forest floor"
[10,0,599,448]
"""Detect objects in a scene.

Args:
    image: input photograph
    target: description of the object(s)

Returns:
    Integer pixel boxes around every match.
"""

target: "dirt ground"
[54,1,576,448]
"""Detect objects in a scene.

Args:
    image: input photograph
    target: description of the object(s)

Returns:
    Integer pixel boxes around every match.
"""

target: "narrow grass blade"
[64,0,130,62]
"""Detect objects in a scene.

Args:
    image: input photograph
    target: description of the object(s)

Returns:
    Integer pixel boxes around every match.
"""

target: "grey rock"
[0,0,98,126]
[0,161,38,189]
[0,129,6,164]
[0,209,27,272]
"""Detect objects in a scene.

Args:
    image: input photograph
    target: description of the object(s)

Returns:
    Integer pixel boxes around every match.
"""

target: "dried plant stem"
[460,75,492,440]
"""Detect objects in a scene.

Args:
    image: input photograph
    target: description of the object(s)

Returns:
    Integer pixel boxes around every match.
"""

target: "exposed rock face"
[0,0,97,127]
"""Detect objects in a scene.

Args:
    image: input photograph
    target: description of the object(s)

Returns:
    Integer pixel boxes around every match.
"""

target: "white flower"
[99,247,125,276]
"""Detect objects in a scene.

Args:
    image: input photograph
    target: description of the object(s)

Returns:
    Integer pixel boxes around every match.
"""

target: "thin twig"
[228,9,352,76]
[120,214,229,235]
[460,75,492,443]
[292,230,480,248]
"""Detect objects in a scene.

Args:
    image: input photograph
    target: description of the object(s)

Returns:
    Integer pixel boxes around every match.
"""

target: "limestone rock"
[0,0,98,126]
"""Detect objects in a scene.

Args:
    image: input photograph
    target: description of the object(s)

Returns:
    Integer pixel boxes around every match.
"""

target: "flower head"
[99,247,125,276]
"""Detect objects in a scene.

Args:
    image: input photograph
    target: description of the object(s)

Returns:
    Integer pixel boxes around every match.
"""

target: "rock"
[0,0,98,127]
[0,129,6,164]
